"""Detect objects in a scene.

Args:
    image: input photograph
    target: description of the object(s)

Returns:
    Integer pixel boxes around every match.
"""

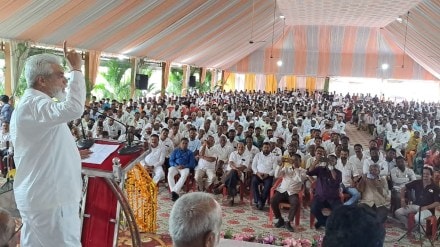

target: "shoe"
[171,192,179,202]
[257,202,264,210]
[228,197,234,206]
[274,218,285,228]
[285,222,294,232]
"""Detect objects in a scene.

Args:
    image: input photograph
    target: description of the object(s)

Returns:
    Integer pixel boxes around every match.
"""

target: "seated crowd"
[69,90,440,233]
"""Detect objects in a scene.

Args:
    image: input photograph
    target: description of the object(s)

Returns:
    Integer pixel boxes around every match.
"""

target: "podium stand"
[81,140,147,247]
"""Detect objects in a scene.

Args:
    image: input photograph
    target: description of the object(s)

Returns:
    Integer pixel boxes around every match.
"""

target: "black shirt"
[405,180,440,214]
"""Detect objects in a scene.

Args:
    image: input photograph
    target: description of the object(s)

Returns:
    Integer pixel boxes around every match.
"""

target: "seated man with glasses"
[0,207,20,247]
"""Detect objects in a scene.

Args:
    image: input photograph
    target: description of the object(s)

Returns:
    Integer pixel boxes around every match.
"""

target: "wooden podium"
[81,140,147,247]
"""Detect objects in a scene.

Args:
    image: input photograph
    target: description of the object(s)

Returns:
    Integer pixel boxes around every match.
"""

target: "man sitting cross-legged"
[168,138,196,201]
[271,148,307,232]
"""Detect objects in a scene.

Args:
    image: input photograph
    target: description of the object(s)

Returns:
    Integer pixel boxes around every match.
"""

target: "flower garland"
[221,229,323,247]
[125,163,158,233]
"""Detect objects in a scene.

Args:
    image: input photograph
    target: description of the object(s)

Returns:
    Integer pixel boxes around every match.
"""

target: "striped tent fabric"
[0,0,438,81]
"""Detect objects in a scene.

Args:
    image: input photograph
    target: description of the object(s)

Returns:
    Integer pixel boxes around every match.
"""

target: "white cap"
[269,137,277,143]
[402,125,408,129]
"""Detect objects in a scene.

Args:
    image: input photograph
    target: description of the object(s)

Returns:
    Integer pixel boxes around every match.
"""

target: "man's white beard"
[54,90,67,102]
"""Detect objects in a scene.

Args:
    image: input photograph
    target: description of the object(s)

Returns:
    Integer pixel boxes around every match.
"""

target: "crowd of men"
[69,90,440,233]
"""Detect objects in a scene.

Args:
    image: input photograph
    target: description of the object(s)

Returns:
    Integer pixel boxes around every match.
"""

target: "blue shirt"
[169,148,196,169]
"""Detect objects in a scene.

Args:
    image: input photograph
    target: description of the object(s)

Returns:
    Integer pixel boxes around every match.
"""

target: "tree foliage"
[94,59,131,101]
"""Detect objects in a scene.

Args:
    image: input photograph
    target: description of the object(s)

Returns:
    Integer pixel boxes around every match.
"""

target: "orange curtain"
[223,72,235,91]
[306,76,316,93]
[244,73,256,92]
[87,50,101,89]
[285,75,296,91]
[200,67,206,86]
[265,74,277,93]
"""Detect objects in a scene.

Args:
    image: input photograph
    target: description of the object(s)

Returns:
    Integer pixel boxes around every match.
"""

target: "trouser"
[360,203,389,223]
[368,124,375,135]
[341,186,361,205]
[251,175,273,205]
[223,170,240,197]
[195,168,216,190]
[395,204,432,228]
[310,198,342,226]
[270,191,300,222]
[145,165,165,184]
[20,203,81,247]
[167,167,190,193]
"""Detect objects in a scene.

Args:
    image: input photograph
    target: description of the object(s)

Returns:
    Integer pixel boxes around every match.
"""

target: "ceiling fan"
[248,0,266,44]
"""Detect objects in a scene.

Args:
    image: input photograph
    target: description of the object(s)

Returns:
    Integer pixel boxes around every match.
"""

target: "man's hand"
[177,165,185,169]
[79,149,92,159]
[63,41,82,71]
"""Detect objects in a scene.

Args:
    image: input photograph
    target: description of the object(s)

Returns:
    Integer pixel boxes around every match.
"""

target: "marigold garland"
[125,163,157,233]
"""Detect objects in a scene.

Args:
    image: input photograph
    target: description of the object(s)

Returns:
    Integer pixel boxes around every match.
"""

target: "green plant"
[95,58,131,101]
[166,67,183,95]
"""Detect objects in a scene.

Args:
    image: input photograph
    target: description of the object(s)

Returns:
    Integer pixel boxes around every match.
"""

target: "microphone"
[77,119,94,150]
[95,110,141,155]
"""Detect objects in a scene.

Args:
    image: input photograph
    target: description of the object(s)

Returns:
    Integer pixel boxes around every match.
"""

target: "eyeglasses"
[8,222,22,242]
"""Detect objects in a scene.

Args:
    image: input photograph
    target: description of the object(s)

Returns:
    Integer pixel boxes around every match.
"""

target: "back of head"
[0,95,9,104]
[0,208,15,247]
[323,205,385,247]
[24,53,61,88]
[169,192,222,247]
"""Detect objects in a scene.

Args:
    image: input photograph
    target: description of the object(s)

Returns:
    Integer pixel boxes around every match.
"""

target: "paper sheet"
[81,143,119,165]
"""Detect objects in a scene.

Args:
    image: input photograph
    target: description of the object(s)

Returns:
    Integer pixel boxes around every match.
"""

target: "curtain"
[265,74,277,93]
[87,50,101,89]
[9,40,31,97]
[223,72,235,92]
[285,75,297,91]
[306,76,316,93]
[315,77,326,91]
[244,73,256,92]
[256,74,266,92]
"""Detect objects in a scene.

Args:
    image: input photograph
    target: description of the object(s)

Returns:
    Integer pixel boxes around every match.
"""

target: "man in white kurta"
[141,134,166,184]
[10,46,85,246]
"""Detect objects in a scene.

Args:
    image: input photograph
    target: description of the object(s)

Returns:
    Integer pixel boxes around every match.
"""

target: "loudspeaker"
[135,74,148,90]
[189,75,196,87]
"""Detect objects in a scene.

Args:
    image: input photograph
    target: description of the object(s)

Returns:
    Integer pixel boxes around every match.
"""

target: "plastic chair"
[268,177,304,226]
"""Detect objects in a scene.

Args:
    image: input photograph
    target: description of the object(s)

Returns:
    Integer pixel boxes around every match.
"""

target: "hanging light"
[277,60,283,66]
[381,63,389,70]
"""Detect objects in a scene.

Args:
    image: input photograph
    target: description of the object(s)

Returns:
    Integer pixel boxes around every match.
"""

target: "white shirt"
[159,137,174,158]
[274,166,307,195]
[213,144,234,164]
[197,145,217,170]
[251,152,278,176]
[348,154,367,176]
[363,158,388,177]
[142,144,166,168]
[390,167,416,190]
[227,150,251,171]
[336,159,359,187]
[11,71,85,211]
